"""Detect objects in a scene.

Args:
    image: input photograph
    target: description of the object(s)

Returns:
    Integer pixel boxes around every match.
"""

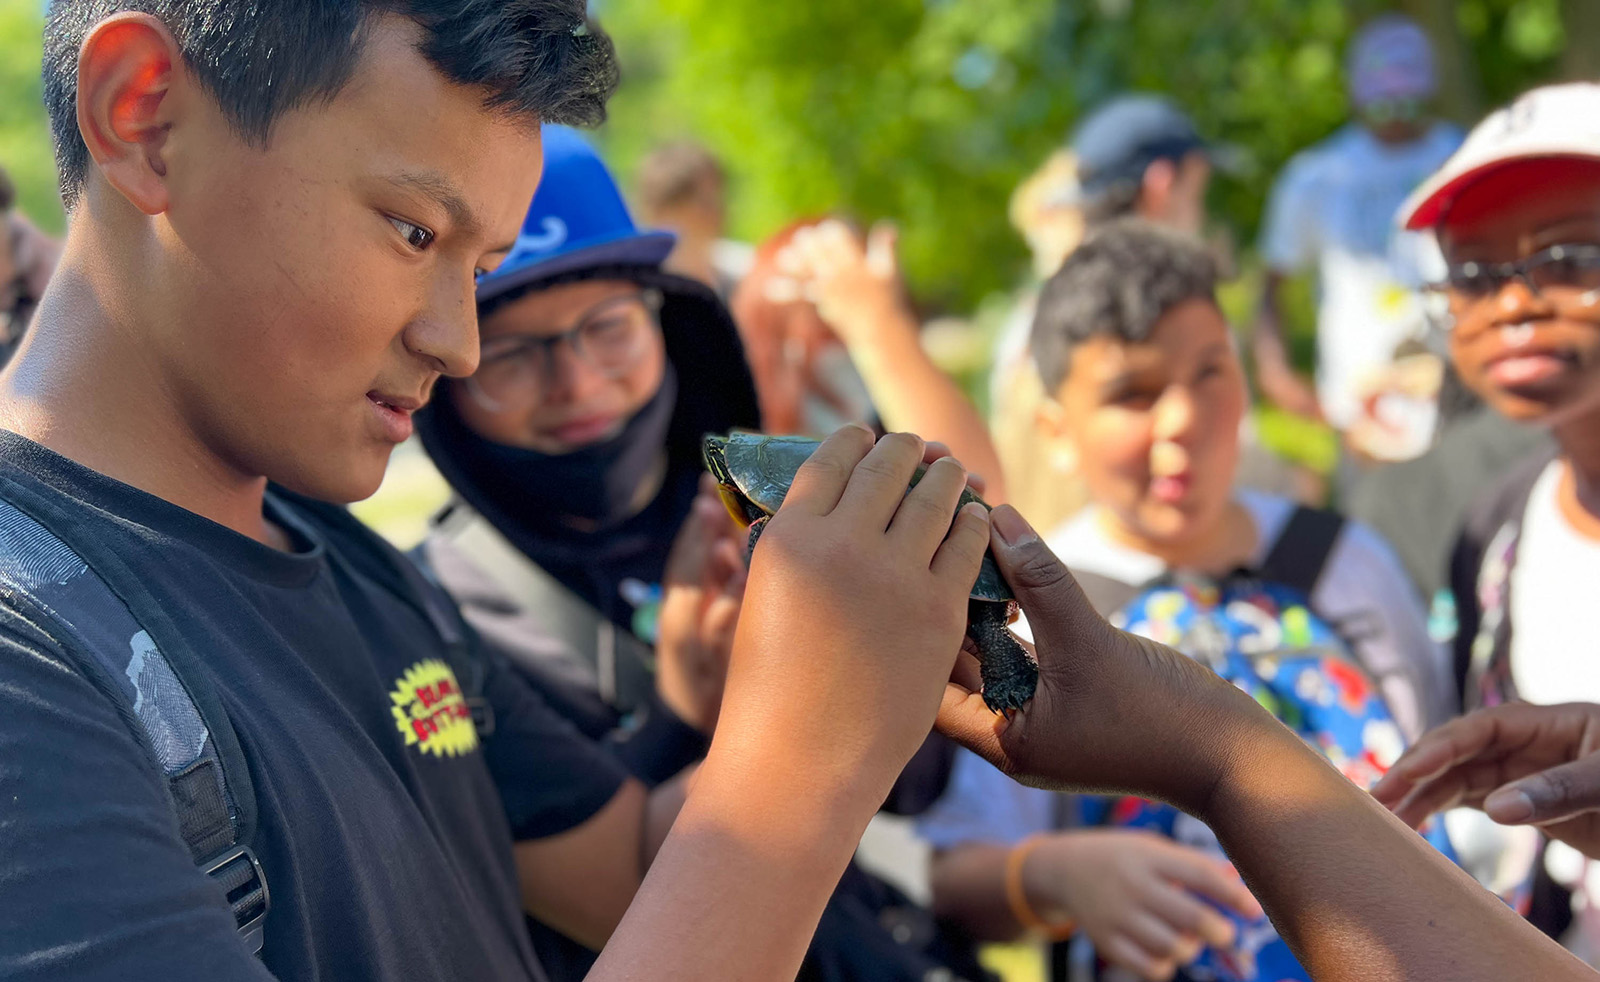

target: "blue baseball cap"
[1071,94,1211,201]
[477,125,677,305]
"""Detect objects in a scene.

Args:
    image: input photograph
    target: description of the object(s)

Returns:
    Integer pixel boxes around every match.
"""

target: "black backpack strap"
[1257,506,1346,597]
[0,493,268,954]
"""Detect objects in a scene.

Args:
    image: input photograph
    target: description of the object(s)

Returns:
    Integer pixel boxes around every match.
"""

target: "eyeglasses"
[1427,243,1600,311]
[467,289,663,413]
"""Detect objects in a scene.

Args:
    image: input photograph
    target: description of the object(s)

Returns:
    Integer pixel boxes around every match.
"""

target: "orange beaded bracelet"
[1004,834,1078,943]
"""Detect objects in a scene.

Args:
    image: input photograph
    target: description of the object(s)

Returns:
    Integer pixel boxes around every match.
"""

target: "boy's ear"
[76,13,184,216]
[1139,158,1177,218]
[1035,397,1080,474]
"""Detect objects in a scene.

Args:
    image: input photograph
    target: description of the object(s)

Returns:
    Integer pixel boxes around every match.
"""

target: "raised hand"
[1373,702,1600,860]
[655,474,748,733]
[778,219,911,350]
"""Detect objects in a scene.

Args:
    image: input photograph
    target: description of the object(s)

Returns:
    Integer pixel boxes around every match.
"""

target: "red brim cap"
[1400,83,1600,231]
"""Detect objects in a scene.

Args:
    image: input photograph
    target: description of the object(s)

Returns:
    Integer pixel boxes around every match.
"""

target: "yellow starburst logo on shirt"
[389,659,479,758]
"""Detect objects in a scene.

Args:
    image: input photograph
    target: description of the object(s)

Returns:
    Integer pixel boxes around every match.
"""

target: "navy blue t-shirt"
[0,432,629,980]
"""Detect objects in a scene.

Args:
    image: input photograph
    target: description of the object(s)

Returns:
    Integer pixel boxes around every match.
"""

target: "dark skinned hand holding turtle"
[704,430,1038,714]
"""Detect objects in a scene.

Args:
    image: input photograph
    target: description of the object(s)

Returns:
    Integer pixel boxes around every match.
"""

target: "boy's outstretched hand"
[1373,702,1600,861]
[936,505,1270,813]
[711,424,992,803]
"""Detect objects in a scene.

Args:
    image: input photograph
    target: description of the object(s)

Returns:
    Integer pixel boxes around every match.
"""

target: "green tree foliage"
[0,0,1587,300]
[596,0,1590,311]
[0,1,59,233]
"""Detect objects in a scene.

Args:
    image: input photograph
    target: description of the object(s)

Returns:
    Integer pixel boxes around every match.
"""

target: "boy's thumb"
[1486,756,1600,827]
[988,506,1106,661]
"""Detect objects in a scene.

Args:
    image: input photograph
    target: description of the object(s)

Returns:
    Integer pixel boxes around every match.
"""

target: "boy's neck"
[1099,500,1258,578]
[0,241,288,549]
[1556,414,1600,539]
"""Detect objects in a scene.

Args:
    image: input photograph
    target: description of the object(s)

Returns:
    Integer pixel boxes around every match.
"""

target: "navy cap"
[477,125,677,305]
[1071,95,1208,201]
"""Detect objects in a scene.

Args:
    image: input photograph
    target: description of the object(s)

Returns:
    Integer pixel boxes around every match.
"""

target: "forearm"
[1204,717,1590,982]
[1252,274,1288,366]
[849,318,1008,502]
[642,766,692,867]
[928,843,1031,942]
[587,753,874,981]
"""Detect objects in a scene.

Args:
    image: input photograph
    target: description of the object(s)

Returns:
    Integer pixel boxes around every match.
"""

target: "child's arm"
[939,506,1592,982]
[588,426,992,981]
[785,220,1010,502]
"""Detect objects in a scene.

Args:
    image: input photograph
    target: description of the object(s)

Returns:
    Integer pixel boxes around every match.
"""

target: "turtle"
[703,431,1037,714]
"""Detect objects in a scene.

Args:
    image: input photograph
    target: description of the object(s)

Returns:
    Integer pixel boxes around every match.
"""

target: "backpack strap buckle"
[203,845,271,955]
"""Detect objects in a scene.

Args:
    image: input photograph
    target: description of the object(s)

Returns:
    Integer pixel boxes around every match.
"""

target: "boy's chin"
[1476,383,1596,429]
[271,449,393,505]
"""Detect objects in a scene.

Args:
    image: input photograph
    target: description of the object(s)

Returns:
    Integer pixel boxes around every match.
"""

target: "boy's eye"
[1110,389,1159,410]
[389,216,435,251]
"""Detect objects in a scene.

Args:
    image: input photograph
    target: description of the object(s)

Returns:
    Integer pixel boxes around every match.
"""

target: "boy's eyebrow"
[386,171,517,253]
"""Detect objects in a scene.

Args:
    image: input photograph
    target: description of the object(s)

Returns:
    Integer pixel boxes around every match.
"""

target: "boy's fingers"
[1391,762,1508,828]
[784,424,876,515]
[1117,911,1187,970]
[932,503,991,583]
[836,431,924,530]
[919,442,987,496]
[936,683,1009,766]
[890,457,967,556]
[948,645,983,693]
[866,221,899,279]
[1144,885,1239,951]
[1157,850,1263,922]
[1487,754,1600,826]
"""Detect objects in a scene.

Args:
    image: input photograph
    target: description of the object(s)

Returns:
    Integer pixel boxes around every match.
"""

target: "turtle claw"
[968,599,1038,715]
[979,666,1039,715]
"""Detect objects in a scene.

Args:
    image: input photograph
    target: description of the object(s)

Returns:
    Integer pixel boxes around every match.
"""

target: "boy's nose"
[536,338,607,406]
[1484,278,1557,330]
[1151,386,1198,442]
[406,276,481,379]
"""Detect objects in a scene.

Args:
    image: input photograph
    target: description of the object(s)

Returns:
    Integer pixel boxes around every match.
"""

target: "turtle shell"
[703,432,1013,602]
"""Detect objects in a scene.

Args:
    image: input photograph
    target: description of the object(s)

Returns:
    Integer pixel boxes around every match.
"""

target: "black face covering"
[465,366,679,529]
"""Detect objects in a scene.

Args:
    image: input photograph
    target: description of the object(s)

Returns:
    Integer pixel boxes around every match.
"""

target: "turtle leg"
[744,516,769,560]
[968,599,1038,715]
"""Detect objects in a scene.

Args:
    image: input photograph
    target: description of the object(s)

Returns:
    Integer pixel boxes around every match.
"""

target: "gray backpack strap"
[0,497,269,955]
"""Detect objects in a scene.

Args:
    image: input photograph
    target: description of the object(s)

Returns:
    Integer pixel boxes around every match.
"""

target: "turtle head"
[702,433,764,528]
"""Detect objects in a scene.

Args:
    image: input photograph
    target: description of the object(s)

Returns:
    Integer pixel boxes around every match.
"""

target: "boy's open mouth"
[366,392,421,443]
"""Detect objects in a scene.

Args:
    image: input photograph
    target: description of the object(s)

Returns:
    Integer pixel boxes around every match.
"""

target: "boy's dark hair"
[43,0,619,209]
[0,166,14,213]
[1031,219,1219,393]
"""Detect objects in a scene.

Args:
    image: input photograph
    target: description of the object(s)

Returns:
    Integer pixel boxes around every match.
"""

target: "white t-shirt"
[1042,491,1452,738]
[1510,461,1600,705]
[1259,122,1463,428]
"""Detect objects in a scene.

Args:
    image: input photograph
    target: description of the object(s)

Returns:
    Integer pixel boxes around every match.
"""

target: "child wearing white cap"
[1402,79,1600,948]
